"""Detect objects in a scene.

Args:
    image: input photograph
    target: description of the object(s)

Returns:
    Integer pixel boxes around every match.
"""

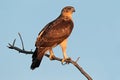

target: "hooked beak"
[73,9,75,12]
[72,8,75,12]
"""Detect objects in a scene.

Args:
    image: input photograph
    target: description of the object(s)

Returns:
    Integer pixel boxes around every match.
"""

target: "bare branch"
[7,33,93,80]
[68,59,92,80]
[8,43,33,54]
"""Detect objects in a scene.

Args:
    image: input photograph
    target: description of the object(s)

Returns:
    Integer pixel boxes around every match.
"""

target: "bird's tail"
[30,48,45,70]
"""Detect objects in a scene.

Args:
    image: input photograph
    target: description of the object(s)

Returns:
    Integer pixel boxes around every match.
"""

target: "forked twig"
[7,33,93,80]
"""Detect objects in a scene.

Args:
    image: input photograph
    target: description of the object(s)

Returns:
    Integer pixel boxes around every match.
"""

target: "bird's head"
[61,6,75,19]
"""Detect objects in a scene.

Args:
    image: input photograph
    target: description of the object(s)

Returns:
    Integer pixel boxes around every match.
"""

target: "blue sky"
[0,0,120,80]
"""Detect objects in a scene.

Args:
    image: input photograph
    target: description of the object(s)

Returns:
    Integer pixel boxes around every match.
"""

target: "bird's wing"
[35,18,74,47]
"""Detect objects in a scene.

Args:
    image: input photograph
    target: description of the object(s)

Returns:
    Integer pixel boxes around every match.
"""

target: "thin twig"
[13,39,16,46]
[75,57,80,63]
[18,32,24,50]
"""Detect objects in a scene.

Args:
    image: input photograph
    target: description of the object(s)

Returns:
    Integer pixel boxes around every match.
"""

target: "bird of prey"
[31,6,75,70]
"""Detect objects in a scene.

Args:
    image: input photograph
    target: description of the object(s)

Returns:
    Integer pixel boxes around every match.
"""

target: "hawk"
[31,6,75,70]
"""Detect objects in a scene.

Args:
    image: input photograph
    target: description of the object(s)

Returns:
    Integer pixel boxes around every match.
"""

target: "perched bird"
[31,6,75,70]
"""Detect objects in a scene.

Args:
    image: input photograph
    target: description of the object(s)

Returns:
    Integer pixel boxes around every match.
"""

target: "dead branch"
[7,33,93,80]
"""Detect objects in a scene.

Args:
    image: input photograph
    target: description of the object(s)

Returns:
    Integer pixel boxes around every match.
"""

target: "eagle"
[31,6,75,70]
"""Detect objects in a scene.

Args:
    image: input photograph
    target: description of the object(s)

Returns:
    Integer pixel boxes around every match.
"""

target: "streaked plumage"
[31,6,75,70]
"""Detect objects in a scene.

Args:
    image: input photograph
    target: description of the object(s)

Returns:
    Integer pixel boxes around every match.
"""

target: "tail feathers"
[30,48,45,70]
[32,48,38,62]
[31,59,41,70]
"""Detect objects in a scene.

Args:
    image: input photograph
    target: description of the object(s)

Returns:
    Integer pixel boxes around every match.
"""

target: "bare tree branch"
[7,33,93,80]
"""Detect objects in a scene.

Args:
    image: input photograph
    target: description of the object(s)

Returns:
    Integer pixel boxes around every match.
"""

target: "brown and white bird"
[31,6,75,70]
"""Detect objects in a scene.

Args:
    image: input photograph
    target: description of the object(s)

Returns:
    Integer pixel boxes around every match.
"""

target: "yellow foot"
[61,57,71,64]
[49,55,55,60]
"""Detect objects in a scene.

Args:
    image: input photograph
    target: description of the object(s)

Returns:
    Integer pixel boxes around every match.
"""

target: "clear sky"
[0,0,120,80]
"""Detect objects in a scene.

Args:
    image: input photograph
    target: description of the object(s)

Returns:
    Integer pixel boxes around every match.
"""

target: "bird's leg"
[49,48,55,60]
[60,39,70,63]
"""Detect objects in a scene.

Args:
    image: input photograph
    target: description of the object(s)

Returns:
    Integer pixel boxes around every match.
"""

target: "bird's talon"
[49,55,55,60]
[61,58,71,65]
